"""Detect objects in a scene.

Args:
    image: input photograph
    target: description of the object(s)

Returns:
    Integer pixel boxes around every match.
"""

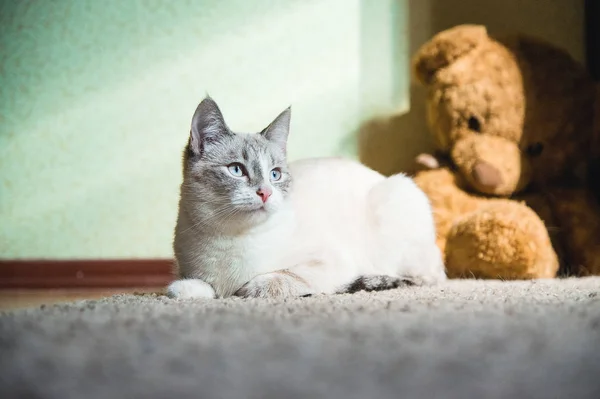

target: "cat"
[167,96,447,299]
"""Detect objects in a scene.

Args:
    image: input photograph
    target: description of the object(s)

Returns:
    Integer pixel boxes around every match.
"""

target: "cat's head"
[181,96,292,229]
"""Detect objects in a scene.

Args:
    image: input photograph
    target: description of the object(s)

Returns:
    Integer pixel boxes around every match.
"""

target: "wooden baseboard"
[0,259,174,289]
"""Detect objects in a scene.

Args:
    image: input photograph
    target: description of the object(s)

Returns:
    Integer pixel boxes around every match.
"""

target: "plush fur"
[411,24,600,279]
[167,97,446,299]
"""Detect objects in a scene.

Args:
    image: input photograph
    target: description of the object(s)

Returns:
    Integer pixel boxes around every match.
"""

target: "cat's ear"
[189,96,229,156]
[261,106,291,153]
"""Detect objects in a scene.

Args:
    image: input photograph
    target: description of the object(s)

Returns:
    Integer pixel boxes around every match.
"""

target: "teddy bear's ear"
[412,24,489,84]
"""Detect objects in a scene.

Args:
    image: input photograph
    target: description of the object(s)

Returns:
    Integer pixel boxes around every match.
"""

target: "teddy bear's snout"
[472,161,503,191]
[451,135,531,196]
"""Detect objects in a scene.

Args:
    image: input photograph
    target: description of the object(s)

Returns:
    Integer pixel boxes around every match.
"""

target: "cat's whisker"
[179,190,229,205]
[220,207,244,226]
[179,204,240,234]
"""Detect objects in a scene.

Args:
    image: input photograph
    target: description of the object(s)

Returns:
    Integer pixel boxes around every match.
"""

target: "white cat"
[167,97,446,299]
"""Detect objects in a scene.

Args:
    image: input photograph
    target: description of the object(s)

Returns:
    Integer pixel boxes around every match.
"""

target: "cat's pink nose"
[256,187,272,203]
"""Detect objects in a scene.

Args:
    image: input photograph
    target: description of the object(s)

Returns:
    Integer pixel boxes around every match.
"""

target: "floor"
[1,277,599,399]
[0,287,164,311]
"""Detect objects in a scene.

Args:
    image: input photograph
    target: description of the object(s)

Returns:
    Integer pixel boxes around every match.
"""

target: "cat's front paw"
[234,271,313,299]
[167,279,216,299]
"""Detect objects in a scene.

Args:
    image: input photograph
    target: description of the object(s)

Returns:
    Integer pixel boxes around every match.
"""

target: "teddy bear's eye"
[467,116,481,133]
[526,142,544,157]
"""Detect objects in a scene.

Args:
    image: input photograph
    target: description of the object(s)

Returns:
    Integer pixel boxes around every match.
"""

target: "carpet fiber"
[1,278,600,399]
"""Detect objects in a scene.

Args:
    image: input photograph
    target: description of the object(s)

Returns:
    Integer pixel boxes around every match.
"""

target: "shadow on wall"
[358,0,585,176]
[357,86,428,177]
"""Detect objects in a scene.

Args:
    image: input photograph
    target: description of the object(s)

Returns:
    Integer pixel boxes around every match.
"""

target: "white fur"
[168,156,446,299]
[167,279,216,299]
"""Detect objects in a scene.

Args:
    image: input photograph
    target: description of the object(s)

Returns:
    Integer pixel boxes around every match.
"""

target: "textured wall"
[0,0,407,259]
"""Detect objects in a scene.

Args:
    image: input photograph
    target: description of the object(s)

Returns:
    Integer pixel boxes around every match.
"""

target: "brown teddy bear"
[409,24,600,279]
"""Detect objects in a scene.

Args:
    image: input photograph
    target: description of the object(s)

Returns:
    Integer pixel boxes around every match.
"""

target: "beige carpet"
[1,277,600,399]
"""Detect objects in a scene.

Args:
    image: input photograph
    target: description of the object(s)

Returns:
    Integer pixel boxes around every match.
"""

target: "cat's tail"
[335,274,421,294]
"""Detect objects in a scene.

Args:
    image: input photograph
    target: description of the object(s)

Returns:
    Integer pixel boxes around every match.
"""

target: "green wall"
[0,0,407,259]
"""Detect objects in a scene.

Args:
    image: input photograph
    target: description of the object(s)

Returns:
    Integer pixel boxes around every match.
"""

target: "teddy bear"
[408,24,600,279]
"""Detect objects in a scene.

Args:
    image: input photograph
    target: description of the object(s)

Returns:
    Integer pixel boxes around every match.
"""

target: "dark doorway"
[585,0,600,81]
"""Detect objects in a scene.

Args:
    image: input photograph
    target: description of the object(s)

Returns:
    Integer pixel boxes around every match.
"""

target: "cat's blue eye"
[270,168,282,181]
[228,163,245,177]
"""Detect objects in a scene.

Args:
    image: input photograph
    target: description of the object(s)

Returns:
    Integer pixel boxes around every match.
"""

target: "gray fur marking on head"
[181,96,293,230]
